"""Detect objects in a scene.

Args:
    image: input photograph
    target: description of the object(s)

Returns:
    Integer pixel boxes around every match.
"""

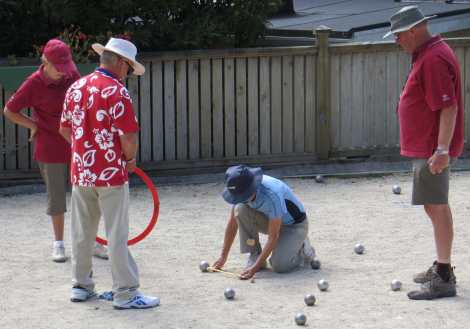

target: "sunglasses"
[123,59,134,75]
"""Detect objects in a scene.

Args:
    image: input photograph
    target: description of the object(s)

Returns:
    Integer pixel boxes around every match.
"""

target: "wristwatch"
[435,146,449,156]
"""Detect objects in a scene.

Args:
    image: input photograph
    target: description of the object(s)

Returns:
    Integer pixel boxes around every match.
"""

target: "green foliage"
[0,0,282,59]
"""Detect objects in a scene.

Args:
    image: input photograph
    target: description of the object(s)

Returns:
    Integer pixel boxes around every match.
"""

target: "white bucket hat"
[92,38,145,76]
[383,6,436,39]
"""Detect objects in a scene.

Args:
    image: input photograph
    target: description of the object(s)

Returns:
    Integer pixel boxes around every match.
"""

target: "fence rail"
[1,35,470,177]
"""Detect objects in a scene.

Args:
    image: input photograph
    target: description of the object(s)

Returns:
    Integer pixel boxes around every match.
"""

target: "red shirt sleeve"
[60,72,81,128]
[60,87,73,128]
[5,77,34,112]
[421,55,457,112]
[110,86,139,135]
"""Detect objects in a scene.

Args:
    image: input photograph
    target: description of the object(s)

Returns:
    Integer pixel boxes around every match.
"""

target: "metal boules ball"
[315,175,325,183]
[224,287,235,300]
[295,312,307,326]
[199,260,210,272]
[392,185,401,195]
[354,243,365,255]
[317,279,329,291]
[391,279,402,291]
[310,259,321,270]
[304,294,316,306]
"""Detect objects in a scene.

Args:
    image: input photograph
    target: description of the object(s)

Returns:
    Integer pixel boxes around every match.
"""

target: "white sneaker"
[93,242,109,260]
[246,252,266,269]
[301,238,316,264]
[70,287,96,302]
[52,246,67,263]
[113,294,160,310]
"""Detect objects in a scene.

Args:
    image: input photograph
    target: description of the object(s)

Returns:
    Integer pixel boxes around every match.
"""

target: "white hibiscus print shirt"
[94,128,114,150]
[78,169,97,186]
[61,69,139,187]
[72,105,85,127]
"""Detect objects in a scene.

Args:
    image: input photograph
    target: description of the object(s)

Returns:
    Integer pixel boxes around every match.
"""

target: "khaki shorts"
[38,162,68,216]
[411,159,453,205]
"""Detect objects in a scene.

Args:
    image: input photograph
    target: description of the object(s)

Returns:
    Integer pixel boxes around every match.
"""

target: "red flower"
[115,32,131,41]
[78,32,87,41]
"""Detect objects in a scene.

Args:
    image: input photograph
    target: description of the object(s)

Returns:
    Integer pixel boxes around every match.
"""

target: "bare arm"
[213,207,239,269]
[3,107,38,141]
[437,105,457,148]
[119,132,138,160]
[428,105,457,174]
[240,218,281,279]
[59,126,72,144]
[119,132,138,172]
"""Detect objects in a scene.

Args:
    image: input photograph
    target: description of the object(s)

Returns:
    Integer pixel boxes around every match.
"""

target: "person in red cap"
[3,38,108,262]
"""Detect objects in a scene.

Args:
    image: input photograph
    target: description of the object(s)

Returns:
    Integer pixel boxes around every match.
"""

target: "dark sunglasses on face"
[122,59,134,75]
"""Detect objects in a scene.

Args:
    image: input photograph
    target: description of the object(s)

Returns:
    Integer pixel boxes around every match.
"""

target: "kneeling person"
[213,165,317,280]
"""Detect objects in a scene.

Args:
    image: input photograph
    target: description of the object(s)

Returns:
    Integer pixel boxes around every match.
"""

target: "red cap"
[43,39,78,77]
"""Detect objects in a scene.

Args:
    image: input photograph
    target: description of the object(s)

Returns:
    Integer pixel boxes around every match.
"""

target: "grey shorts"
[411,159,453,205]
[38,162,68,216]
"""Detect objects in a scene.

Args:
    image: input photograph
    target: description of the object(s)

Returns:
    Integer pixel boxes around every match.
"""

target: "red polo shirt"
[398,35,464,158]
[6,65,80,163]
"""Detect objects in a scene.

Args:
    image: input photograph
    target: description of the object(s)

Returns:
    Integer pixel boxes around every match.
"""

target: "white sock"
[54,240,64,248]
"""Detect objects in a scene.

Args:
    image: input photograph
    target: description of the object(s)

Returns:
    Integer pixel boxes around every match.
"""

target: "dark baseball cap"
[222,165,263,205]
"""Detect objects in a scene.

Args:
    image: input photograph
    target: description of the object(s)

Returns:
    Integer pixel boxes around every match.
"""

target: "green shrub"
[0,0,281,59]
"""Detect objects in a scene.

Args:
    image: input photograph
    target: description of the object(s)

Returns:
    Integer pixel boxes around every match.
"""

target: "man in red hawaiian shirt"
[59,38,159,309]
[385,6,464,300]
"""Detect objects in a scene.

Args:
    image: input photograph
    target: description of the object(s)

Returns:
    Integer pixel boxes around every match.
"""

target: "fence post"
[315,26,331,160]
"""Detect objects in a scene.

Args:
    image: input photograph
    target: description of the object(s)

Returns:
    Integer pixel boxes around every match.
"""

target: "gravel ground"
[1,172,470,329]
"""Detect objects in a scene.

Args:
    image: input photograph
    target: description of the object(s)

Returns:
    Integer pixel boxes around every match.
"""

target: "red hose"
[95,167,160,246]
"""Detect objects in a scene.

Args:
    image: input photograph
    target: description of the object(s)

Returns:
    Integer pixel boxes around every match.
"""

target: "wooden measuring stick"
[207,266,242,279]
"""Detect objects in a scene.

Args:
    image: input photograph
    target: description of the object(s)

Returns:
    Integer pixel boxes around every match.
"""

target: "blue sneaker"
[99,291,114,301]
[113,294,160,310]
[70,287,96,302]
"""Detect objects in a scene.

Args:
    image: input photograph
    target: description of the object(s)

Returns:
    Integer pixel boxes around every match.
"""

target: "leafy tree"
[0,0,282,59]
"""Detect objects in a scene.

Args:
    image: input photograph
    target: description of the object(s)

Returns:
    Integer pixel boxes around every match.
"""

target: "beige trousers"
[234,204,309,273]
[71,184,139,303]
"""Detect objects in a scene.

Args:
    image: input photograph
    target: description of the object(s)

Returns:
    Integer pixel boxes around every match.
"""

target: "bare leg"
[424,204,453,264]
[51,213,65,241]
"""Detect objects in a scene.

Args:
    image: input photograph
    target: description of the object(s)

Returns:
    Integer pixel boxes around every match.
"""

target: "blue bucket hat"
[222,165,263,205]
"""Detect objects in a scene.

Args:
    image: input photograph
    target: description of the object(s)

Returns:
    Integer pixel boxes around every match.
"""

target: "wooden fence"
[329,38,470,157]
[126,46,318,172]
[1,34,470,177]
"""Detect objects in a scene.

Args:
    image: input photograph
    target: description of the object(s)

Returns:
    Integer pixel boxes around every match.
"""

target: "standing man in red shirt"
[3,39,108,263]
[386,6,464,300]
[3,39,110,262]
[60,38,159,309]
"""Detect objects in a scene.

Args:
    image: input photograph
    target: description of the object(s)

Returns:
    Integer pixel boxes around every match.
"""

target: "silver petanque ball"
[317,279,329,291]
[199,260,210,272]
[224,287,236,300]
[304,294,316,306]
[392,185,402,195]
[295,312,307,326]
[310,259,321,270]
[315,175,325,183]
[354,243,365,255]
[391,279,402,291]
